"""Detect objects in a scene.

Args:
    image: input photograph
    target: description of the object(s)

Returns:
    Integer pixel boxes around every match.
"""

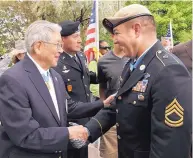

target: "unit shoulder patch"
[165,98,184,127]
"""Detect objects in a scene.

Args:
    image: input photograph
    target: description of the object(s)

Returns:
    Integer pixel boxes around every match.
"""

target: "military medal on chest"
[138,93,145,101]
[132,80,148,92]
[62,65,70,73]
[132,73,150,93]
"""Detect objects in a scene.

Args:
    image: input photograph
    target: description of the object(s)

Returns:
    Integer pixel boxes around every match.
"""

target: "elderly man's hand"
[103,95,115,108]
[68,124,89,149]
[68,125,88,141]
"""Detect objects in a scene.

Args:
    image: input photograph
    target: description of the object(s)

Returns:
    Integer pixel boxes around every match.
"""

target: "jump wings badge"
[165,98,184,128]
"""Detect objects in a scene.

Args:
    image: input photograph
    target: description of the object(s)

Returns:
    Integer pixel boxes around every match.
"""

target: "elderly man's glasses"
[43,41,63,51]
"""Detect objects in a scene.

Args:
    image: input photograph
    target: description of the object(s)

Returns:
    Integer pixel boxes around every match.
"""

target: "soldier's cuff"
[84,127,90,136]
[91,117,103,135]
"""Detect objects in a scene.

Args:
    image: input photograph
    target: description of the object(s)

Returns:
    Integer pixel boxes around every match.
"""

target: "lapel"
[50,69,65,126]
[76,52,89,75]
[23,55,61,126]
[117,41,163,97]
[185,40,192,60]
[59,52,82,72]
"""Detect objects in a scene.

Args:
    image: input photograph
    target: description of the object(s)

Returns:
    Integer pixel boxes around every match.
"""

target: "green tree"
[0,1,36,56]
[125,1,192,43]
[31,1,92,45]
[0,1,92,56]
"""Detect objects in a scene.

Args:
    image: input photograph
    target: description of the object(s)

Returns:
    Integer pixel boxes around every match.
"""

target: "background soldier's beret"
[59,20,80,37]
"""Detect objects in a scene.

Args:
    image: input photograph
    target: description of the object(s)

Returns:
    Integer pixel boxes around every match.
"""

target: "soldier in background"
[98,41,128,158]
[54,20,98,158]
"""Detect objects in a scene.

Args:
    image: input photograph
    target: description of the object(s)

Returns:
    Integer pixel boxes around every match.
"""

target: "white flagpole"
[95,0,99,60]
[170,19,173,47]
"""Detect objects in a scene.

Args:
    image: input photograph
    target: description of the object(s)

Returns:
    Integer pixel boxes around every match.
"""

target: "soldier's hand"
[103,95,115,108]
[67,125,88,141]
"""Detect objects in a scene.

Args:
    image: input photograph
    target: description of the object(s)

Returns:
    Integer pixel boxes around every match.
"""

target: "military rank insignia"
[132,79,148,92]
[165,98,184,128]
[67,84,72,92]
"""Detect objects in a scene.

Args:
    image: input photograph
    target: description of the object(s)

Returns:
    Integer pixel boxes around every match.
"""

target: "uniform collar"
[133,40,158,69]
[65,52,77,58]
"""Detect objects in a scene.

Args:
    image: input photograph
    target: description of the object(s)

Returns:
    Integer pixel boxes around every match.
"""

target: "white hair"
[25,20,62,53]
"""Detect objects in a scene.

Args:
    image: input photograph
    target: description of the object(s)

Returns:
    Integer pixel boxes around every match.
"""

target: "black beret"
[59,20,80,37]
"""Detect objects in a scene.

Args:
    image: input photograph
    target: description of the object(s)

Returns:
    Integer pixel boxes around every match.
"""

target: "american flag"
[165,20,173,47]
[84,0,97,63]
[166,24,171,37]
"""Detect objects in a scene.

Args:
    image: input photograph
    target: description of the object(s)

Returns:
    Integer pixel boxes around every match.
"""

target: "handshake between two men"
[67,94,115,149]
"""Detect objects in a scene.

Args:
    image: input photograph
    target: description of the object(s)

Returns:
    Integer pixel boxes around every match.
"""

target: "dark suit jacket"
[85,41,192,158]
[0,55,103,158]
[172,40,192,76]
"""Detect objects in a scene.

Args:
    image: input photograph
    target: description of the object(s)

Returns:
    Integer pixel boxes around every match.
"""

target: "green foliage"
[31,1,92,46]
[0,1,36,56]
[99,31,114,48]
[0,1,92,56]
[125,1,192,43]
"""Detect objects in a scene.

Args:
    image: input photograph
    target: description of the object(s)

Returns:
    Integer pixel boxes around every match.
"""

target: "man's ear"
[61,36,66,42]
[33,42,42,55]
[133,23,141,38]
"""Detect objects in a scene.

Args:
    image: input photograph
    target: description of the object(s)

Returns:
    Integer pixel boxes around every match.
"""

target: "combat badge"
[63,65,67,70]
[165,98,184,127]
[62,70,70,73]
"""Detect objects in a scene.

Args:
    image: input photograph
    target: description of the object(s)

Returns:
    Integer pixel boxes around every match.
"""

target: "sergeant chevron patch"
[165,98,184,127]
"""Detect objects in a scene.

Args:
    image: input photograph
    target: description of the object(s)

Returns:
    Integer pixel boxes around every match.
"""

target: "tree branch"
[68,1,76,21]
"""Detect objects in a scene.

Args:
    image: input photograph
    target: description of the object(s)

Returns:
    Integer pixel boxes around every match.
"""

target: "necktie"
[129,59,135,72]
[42,71,51,90]
[120,59,135,86]
[73,56,81,68]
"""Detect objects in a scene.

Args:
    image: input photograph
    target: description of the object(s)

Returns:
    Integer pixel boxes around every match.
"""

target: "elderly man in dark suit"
[172,40,192,76]
[0,20,113,158]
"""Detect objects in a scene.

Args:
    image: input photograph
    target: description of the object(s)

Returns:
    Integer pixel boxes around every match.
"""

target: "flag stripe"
[84,0,97,63]
[85,38,95,45]
[84,42,96,50]
[87,28,95,35]
[85,33,96,41]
